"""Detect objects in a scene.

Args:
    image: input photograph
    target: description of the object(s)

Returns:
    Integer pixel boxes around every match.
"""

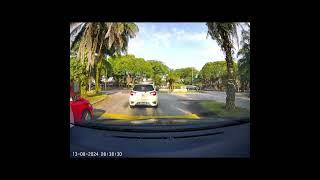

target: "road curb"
[95,112,200,120]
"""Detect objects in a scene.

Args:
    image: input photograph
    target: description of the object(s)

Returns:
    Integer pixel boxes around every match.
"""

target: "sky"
[128,23,246,71]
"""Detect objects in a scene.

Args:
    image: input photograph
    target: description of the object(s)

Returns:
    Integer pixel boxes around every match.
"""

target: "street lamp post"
[191,67,193,85]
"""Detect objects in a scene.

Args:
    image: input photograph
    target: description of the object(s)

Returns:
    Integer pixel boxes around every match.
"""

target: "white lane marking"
[236,96,250,101]
[175,107,191,114]
[131,119,157,124]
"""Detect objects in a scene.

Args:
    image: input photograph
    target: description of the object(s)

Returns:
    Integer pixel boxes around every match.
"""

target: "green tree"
[174,67,199,85]
[206,22,239,110]
[152,75,163,87]
[133,57,153,81]
[199,61,237,91]
[237,25,250,92]
[70,57,88,95]
[109,55,132,87]
[147,60,169,86]
[109,55,153,87]
[94,57,113,91]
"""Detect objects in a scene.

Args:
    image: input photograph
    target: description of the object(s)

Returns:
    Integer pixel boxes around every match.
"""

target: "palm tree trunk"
[95,67,100,92]
[88,78,91,92]
[217,80,219,91]
[225,49,236,110]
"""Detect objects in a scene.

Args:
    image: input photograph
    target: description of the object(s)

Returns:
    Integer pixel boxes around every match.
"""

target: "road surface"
[93,90,250,120]
[174,91,250,110]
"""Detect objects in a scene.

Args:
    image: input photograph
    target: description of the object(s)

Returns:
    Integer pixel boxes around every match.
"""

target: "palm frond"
[231,24,239,49]
[206,22,239,53]
[74,22,139,74]
[206,22,223,48]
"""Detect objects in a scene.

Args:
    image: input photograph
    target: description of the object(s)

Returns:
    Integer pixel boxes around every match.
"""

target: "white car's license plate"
[139,102,147,105]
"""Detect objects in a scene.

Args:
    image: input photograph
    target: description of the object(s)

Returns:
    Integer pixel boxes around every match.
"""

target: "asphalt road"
[93,90,250,120]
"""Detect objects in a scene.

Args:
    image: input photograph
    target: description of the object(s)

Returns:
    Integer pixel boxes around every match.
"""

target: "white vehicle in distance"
[129,84,158,108]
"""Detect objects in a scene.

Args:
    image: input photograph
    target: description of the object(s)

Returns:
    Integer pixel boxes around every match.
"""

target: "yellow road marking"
[95,112,200,121]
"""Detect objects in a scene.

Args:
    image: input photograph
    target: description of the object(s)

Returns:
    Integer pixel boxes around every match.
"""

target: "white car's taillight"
[130,91,136,96]
[150,91,157,96]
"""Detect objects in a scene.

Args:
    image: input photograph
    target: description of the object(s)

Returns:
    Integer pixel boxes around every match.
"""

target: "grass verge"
[83,92,108,104]
[199,100,249,119]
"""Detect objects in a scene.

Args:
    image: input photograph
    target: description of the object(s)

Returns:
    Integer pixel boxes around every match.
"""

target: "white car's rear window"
[133,85,154,91]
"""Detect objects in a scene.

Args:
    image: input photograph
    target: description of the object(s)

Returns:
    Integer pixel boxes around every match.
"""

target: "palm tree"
[71,22,139,92]
[206,22,239,110]
[167,71,180,92]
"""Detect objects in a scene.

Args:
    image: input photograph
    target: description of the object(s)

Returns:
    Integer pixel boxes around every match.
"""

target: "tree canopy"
[147,60,169,86]
[108,55,153,86]
[73,23,139,71]
[70,22,139,92]
[237,26,250,91]
[174,67,199,85]
[199,61,237,90]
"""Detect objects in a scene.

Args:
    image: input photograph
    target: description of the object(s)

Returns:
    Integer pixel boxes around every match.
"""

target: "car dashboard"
[70,121,250,158]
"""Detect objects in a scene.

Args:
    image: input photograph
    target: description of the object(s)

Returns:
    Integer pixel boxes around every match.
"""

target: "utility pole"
[191,68,193,85]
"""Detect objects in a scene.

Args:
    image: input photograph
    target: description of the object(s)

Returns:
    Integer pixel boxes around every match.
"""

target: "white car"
[129,84,158,108]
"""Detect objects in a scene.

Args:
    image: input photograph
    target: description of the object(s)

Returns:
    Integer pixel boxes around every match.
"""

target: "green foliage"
[152,74,162,86]
[71,39,80,53]
[75,23,139,72]
[108,55,154,86]
[174,83,185,89]
[148,60,169,75]
[199,100,249,118]
[199,61,237,90]
[237,27,250,91]
[147,60,169,86]
[93,57,114,92]
[199,61,227,81]
[174,67,199,85]
[166,70,180,91]
[70,57,88,94]
[71,22,139,93]
[206,23,239,52]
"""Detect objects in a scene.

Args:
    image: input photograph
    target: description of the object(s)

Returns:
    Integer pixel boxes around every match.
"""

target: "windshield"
[70,22,250,127]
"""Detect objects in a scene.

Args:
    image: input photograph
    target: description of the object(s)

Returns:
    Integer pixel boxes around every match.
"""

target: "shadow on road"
[93,109,106,119]
[122,101,129,108]
[128,106,151,116]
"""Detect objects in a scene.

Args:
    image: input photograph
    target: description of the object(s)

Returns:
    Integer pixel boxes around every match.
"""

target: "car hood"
[74,117,250,132]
